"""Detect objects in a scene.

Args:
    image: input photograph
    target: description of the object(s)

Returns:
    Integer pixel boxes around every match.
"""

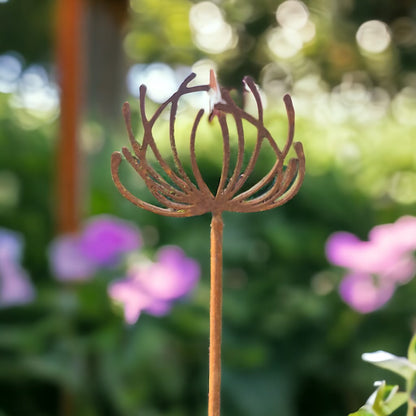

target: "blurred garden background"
[1,0,416,415]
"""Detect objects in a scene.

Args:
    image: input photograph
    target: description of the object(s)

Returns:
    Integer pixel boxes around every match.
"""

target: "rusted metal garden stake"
[55,0,85,235]
[55,1,85,415]
[111,71,305,416]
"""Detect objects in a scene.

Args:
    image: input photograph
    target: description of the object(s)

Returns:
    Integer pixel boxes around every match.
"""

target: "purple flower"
[108,246,200,324]
[326,216,416,313]
[49,215,142,281]
[79,216,142,267]
[0,229,22,261]
[0,228,35,307]
[49,235,97,281]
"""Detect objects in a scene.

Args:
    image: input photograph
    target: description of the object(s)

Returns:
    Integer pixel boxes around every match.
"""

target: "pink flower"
[107,279,172,324]
[130,246,200,300]
[0,228,35,307]
[370,216,416,257]
[326,230,416,284]
[49,215,142,281]
[325,216,416,313]
[339,273,395,314]
[108,246,200,324]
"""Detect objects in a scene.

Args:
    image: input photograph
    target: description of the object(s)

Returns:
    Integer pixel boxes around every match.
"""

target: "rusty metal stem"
[208,213,223,416]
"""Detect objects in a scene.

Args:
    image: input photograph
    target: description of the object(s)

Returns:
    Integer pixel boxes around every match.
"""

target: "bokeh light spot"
[126,63,146,97]
[276,0,309,30]
[11,65,59,114]
[392,86,416,125]
[6,64,59,127]
[189,1,237,54]
[298,20,316,43]
[194,23,235,54]
[189,1,223,35]
[127,63,179,103]
[266,27,303,59]
[0,53,22,93]
[389,171,416,204]
[356,20,391,54]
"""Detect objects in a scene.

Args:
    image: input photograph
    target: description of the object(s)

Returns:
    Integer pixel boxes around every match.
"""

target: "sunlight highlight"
[268,0,315,59]
[389,172,416,205]
[127,63,188,103]
[356,20,392,54]
[276,0,309,30]
[0,54,22,93]
[189,1,237,53]
[10,65,59,115]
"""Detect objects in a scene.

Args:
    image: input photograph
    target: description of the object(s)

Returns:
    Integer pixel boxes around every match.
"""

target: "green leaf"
[351,382,408,416]
[370,382,396,415]
[408,373,416,403]
[349,409,375,416]
[381,391,408,414]
[408,334,416,365]
[362,351,416,380]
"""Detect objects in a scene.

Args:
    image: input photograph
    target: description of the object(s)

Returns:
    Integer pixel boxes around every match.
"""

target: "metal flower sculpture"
[111,71,305,416]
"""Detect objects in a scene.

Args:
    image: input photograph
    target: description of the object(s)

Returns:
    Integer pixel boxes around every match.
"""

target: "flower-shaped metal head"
[111,71,305,217]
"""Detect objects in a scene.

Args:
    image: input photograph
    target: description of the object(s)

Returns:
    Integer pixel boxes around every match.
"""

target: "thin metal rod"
[208,213,223,416]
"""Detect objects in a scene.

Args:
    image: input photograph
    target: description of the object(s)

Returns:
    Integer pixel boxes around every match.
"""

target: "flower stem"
[407,400,415,416]
[209,213,223,416]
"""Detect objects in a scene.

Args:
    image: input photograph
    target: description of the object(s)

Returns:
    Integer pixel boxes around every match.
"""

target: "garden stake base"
[209,213,223,416]
[111,70,305,416]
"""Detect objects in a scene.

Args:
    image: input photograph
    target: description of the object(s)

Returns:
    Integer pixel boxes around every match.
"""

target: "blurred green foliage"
[1,0,416,416]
